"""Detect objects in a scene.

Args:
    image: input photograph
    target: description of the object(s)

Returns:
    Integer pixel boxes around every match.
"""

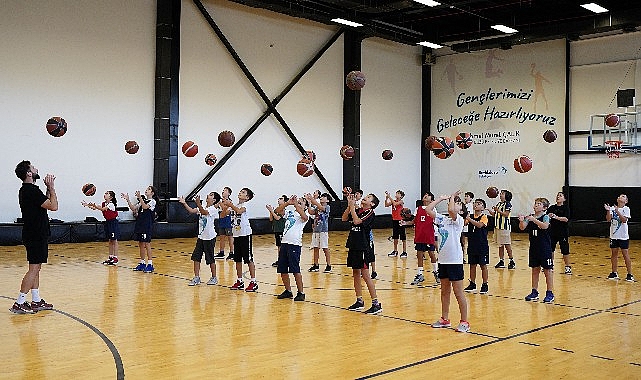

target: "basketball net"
[605,140,623,159]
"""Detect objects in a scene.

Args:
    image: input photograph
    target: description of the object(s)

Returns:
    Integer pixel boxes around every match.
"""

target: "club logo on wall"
[478,166,508,179]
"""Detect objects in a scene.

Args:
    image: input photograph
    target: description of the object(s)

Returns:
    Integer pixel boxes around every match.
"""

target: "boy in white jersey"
[274,195,309,301]
[605,194,634,281]
[179,192,221,286]
[222,188,258,292]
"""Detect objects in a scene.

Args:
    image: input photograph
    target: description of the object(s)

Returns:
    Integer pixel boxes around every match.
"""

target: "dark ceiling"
[228,0,641,52]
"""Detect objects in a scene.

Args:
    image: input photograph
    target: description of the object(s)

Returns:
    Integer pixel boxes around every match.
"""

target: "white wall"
[361,38,423,209]
[0,0,156,223]
[181,1,423,215]
[569,31,641,186]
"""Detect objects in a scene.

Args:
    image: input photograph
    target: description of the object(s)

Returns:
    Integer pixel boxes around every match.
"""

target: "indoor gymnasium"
[2,0,641,378]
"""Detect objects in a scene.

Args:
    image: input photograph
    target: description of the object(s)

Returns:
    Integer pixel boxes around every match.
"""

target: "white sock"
[251,278,256,283]
[238,278,243,282]
[31,289,41,303]
[417,267,424,275]
[147,260,153,265]
[432,263,438,272]
[139,259,146,264]
[17,292,28,304]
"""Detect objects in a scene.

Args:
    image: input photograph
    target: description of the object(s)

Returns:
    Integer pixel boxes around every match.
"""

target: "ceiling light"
[331,18,363,27]
[491,24,518,34]
[580,3,608,13]
[418,41,443,49]
[413,0,441,6]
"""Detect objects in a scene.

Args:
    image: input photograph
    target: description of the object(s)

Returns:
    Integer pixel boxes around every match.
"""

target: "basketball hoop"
[605,140,623,159]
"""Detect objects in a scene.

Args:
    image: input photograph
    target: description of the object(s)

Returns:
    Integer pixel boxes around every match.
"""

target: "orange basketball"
[218,130,235,147]
[486,186,499,198]
[82,183,96,196]
[261,163,273,176]
[125,140,139,154]
[455,132,473,149]
[296,158,314,177]
[346,71,366,90]
[340,145,355,160]
[432,137,455,159]
[514,155,533,173]
[543,130,557,143]
[46,117,67,137]
[182,141,198,157]
[605,113,620,128]
[424,135,438,151]
[204,153,217,166]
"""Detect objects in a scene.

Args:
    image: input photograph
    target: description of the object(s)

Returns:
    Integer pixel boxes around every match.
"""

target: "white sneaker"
[188,276,201,286]
[411,273,425,285]
[206,276,218,285]
[456,321,470,333]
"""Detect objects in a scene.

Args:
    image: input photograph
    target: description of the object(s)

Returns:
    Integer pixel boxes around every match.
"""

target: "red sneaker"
[230,280,244,290]
[245,281,259,292]
[31,299,54,311]
[10,302,35,314]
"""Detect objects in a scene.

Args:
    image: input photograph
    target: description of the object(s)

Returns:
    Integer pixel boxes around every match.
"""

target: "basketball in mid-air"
[46,117,67,137]
[424,135,437,151]
[340,145,355,160]
[182,141,198,157]
[455,133,473,149]
[261,163,273,176]
[605,113,620,128]
[82,183,96,196]
[400,207,414,222]
[296,158,314,177]
[305,150,316,162]
[514,155,533,173]
[432,137,455,159]
[342,186,352,195]
[204,153,217,166]
[486,186,499,199]
[543,130,557,143]
[218,130,235,147]
[346,71,366,90]
[125,140,139,154]
[382,149,394,160]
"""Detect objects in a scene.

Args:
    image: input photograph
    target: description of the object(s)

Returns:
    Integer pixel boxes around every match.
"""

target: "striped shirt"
[494,201,511,231]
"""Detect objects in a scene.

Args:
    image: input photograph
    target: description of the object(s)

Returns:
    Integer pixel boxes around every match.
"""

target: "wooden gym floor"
[1,229,641,379]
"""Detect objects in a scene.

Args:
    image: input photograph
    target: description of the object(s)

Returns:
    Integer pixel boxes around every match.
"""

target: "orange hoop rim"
[604,140,624,147]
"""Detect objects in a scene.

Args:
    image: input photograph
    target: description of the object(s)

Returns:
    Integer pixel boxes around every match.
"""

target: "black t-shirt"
[19,183,49,241]
[346,208,374,251]
[547,203,570,237]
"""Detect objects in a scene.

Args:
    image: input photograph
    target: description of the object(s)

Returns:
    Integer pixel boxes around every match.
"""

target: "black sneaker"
[294,292,306,301]
[508,260,516,270]
[323,265,331,273]
[464,281,476,292]
[495,260,505,269]
[388,250,398,257]
[277,290,293,299]
[479,283,489,294]
[214,252,225,260]
[626,273,635,282]
[607,272,619,280]
[400,251,408,258]
[308,265,319,272]
[371,271,378,279]
[226,253,234,261]
[272,261,279,267]
[364,302,382,315]
[347,300,365,311]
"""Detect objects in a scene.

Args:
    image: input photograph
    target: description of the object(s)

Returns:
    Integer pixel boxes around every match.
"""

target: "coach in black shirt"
[10,160,58,314]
